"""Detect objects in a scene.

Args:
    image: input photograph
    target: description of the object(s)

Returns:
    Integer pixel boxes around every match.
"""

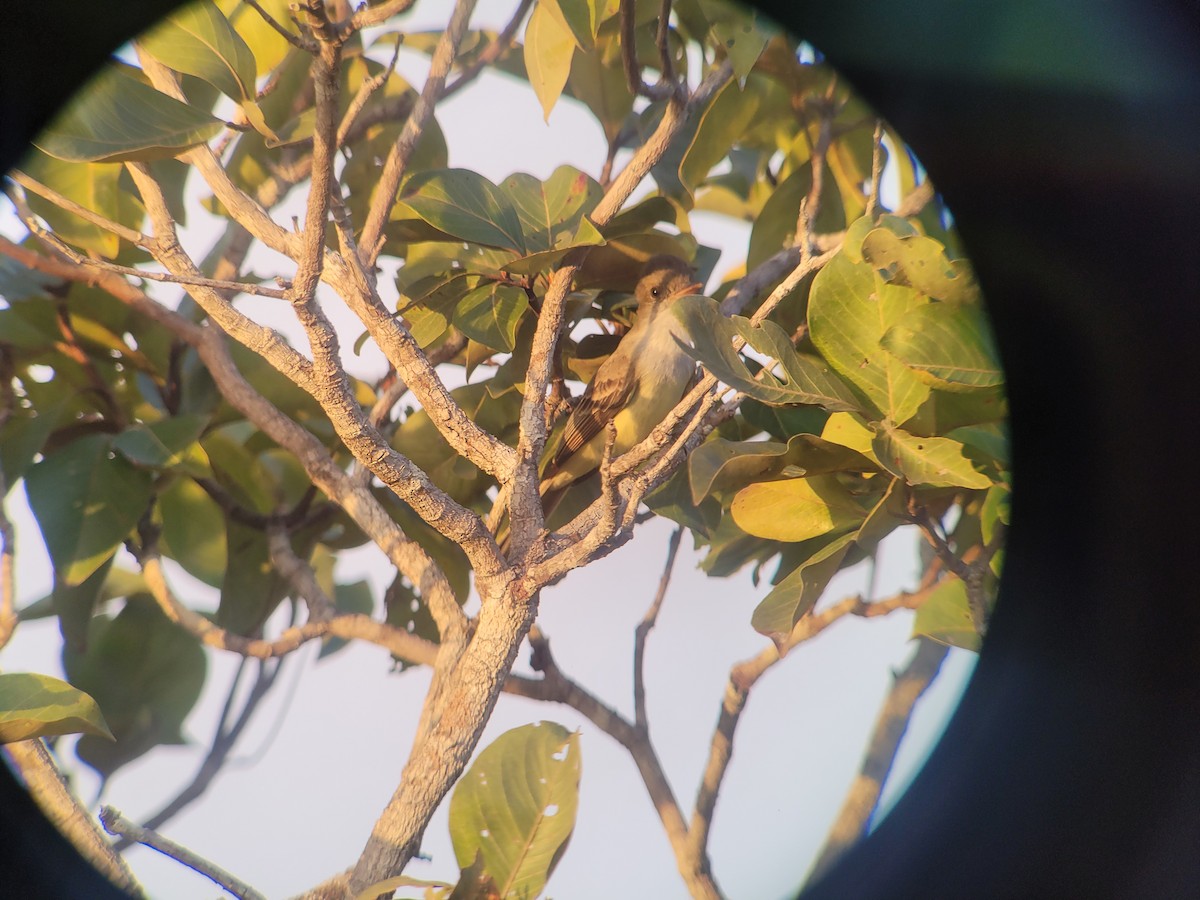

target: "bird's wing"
[548,360,636,472]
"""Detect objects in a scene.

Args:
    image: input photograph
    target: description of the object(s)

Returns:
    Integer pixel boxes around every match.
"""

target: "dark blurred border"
[3,2,1199,897]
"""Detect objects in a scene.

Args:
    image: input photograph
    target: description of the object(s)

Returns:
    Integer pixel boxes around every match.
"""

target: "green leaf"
[746,163,845,272]
[63,596,207,778]
[139,1,258,105]
[217,0,297,72]
[751,532,855,641]
[454,283,530,352]
[19,151,123,258]
[397,169,527,253]
[524,2,576,121]
[219,520,289,635]
[912,576,981,651]
[980,482,1011,547]
[0,255,63,301]
[881,302,1004,391]
[24,434,154,586]
[0,673,114,744]
[33,62,224,163]
[0,405,64,493]
[689,433,875,503]
[861,227,975,302]
[567,35,633,144]
[643,467,723,538]
[672,294,862,411]
[449,722,581,899]
[544,0,601,49]
[731,474,865,542]
[679,78,763,194]
[158,477,227,588]
[750,477,905,641]
[872,421,993,489]
[112,415,212,477]
[808,253,931,423]
[53,555,115,654]
[500,166,604,269]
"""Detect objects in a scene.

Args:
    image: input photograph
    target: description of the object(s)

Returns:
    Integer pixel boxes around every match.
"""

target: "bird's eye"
[650,287,660,298]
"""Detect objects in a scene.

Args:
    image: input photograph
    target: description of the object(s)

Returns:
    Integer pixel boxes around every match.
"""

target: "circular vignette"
[1,2,1199,899]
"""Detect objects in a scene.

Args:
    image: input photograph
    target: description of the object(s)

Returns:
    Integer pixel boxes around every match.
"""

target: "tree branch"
[506,628,722,900]
[808,636,950,881]
[101,805,265,900]
[4,740,144,896]
[358,0,477,268]
[111,656,285,851]
[442,0,534,99]
[634,527,682,730]
[138,545,438,665]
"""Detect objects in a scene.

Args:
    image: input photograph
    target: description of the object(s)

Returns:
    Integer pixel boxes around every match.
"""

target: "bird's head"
[635,255,703,308]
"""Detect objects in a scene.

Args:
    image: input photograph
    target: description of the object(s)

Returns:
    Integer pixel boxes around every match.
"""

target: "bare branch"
[243,0,314,52]
[808,637,950,881]
[442,0,534,99]
[111,657,285,851]
[620,0,676,101]
[139,546,437,665]
[358,0,477,268]
[865,119,885,220]
[505,628,722,900]
[634,527,682,730]
[7,173,148,246]
[350,0,419,31]
[4,741,144,896]
[101,805,265,900]
[346,571,533,893]
[136,47,300,259]
[336,39,402,147]
[686,583,937,863]
[268,527,336,621]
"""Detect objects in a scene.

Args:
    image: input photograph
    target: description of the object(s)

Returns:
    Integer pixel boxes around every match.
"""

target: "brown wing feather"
[549,365,635,471]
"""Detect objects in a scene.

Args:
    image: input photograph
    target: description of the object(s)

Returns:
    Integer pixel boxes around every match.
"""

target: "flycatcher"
[500,254,702,550]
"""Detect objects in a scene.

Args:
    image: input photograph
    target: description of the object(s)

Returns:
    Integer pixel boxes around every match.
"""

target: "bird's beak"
[668,281,704,301]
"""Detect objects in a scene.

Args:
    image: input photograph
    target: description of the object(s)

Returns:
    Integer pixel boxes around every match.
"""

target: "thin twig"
[358,0,477,268]
[7,173,149,246]
[243,0,315,52]
[686,579,939,863]
[4,742,145,895]
[634,527,683,730]
[268,526,336,621]
[443,0,534,99]
[101,806,265,900]
[138,544,437,665]
[865,119,885,220]
[111,657,285,851]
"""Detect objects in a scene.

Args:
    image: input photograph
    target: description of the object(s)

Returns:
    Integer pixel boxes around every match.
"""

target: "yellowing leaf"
[731,475,864,542]
[524,2,576,121]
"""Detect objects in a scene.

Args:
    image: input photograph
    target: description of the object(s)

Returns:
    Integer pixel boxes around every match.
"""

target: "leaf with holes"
[873,421,993,489]
[449,722,581,899]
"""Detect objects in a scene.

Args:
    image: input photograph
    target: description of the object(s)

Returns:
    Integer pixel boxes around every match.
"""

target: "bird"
[497,253,703,553]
